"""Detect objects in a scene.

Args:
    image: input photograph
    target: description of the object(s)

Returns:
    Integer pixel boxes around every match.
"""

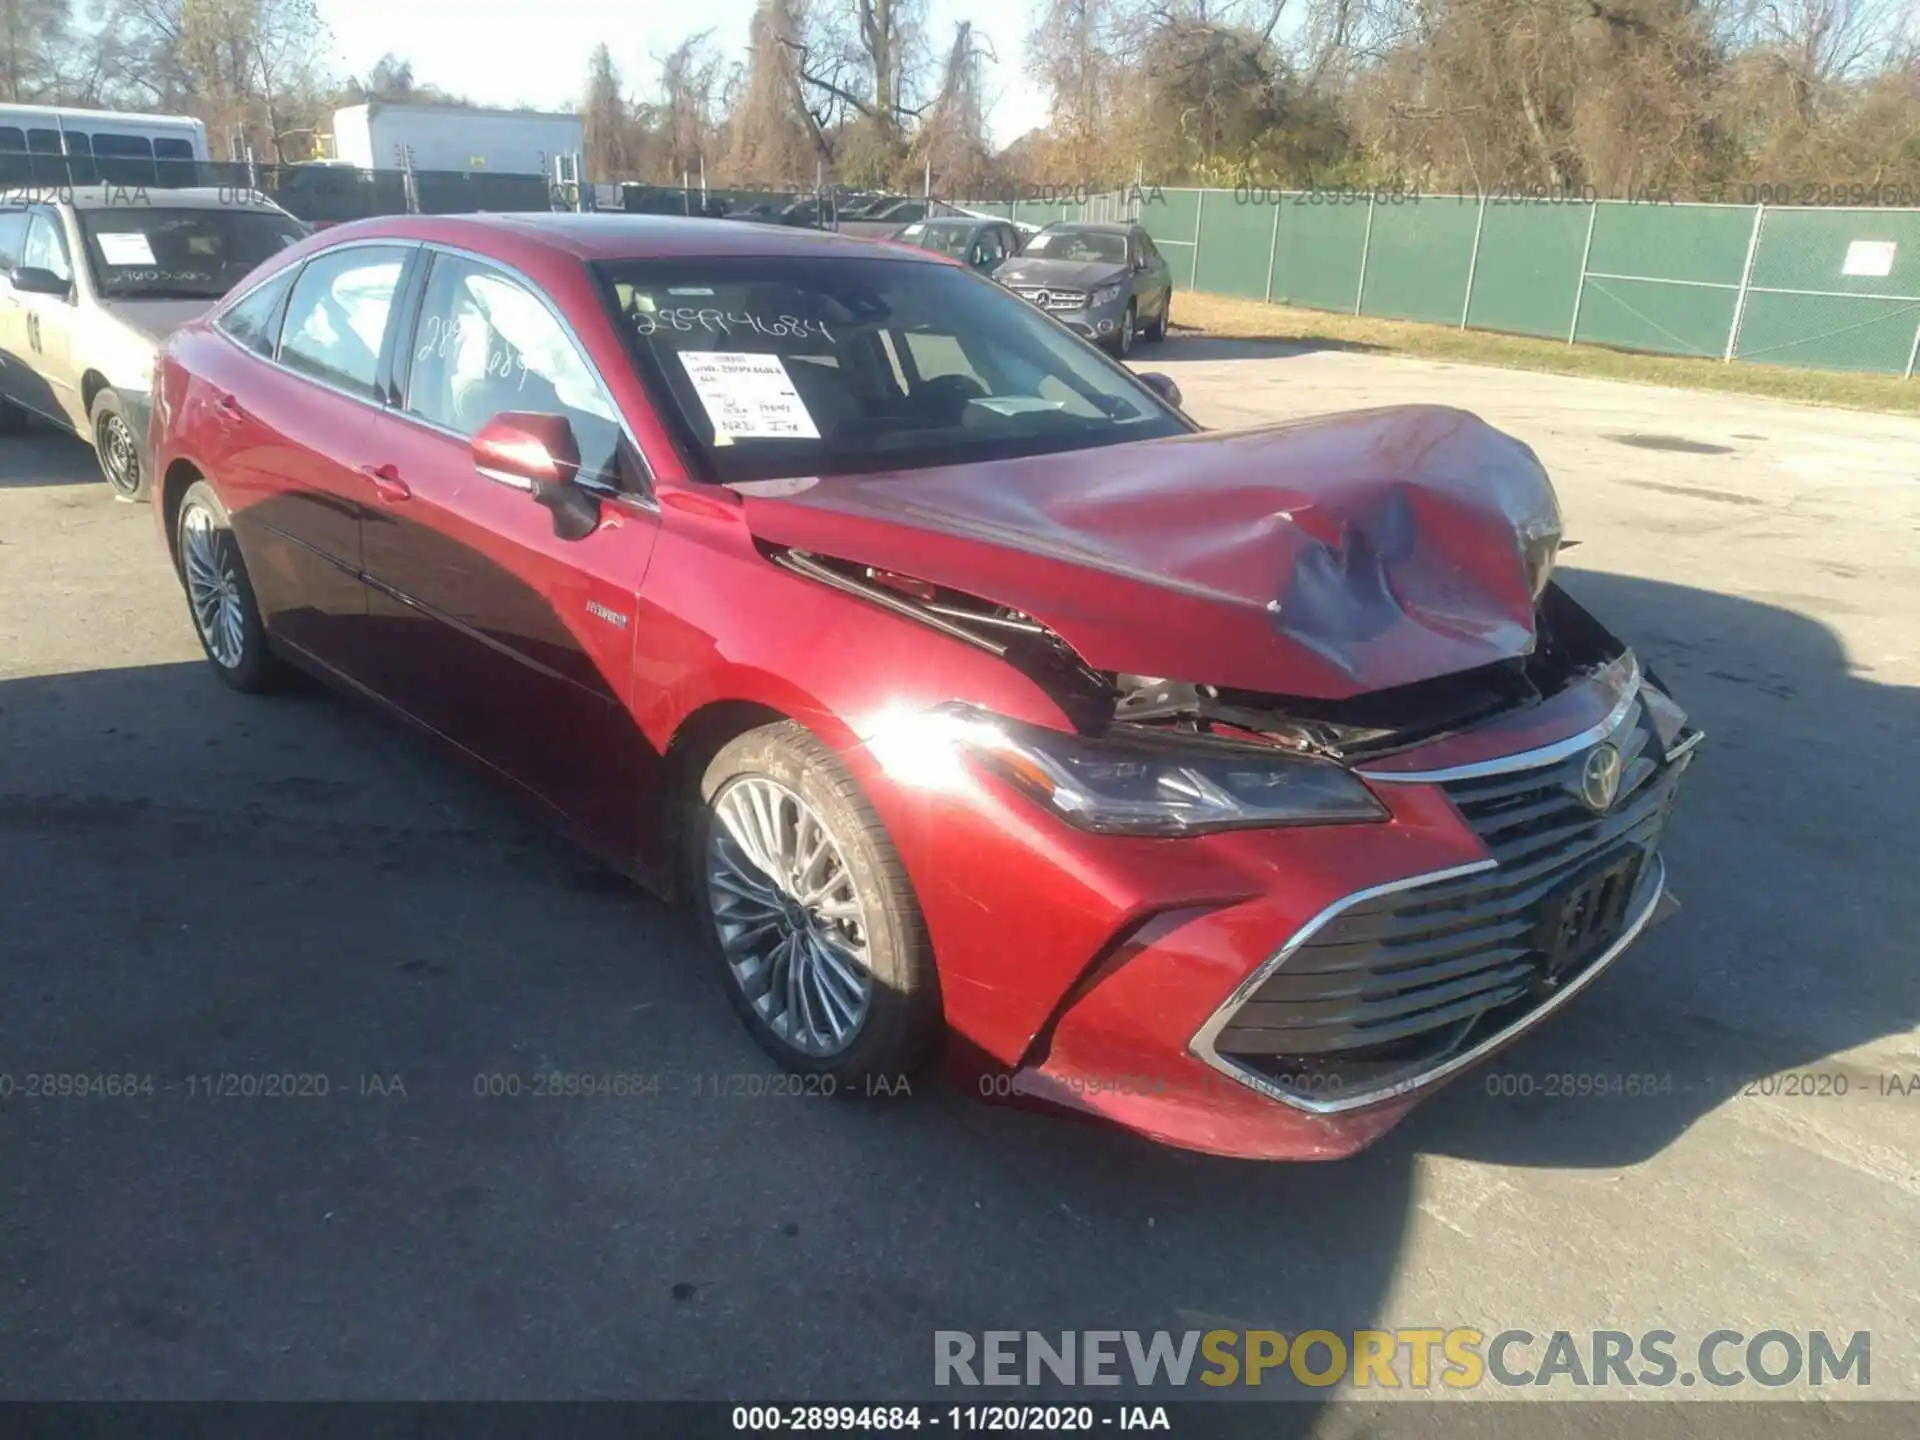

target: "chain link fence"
[960,186,1920,377]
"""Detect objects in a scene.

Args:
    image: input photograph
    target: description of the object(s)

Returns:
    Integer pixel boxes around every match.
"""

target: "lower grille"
[1206,696,1697,1107]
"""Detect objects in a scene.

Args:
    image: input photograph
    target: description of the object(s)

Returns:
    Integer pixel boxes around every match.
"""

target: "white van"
[0,104,210,188]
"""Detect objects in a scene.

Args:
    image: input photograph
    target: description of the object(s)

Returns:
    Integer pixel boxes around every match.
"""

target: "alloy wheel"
[1119,306,1135,356]
[180,504,247,670]
[99,413,141,498]
[705,775,873,1058]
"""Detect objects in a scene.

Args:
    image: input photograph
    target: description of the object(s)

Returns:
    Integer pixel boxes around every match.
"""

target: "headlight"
[1089,283,1124,307]
[869,704,1386,836]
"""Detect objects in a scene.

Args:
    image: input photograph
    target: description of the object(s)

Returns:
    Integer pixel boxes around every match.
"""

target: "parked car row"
[67,208,1705,1161]
[890,217,1175,358]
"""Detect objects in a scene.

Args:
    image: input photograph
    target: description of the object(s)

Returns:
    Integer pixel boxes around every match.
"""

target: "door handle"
[359,463,411,502]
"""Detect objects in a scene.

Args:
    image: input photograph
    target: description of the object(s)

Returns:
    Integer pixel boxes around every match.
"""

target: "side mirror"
[471,411,600,541]
[1137,372,1182,408]
[9,266,70,298]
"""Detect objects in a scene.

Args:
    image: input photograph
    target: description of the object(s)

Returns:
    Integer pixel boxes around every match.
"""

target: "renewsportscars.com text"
[934,1329,1870,1391]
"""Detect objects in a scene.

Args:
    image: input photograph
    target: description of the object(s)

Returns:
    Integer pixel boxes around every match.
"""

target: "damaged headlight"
[867,703,1386,836]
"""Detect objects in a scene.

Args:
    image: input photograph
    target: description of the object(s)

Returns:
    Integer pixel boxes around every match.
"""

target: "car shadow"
[0,415,97,489]
[0,564,1911,1403]
[1157,330,1389,362]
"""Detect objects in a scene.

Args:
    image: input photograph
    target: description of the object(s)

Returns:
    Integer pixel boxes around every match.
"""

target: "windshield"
[896,223,977,258]
[595,255,1188,485]
[80,207,307,300]
[1021,230,1127,264]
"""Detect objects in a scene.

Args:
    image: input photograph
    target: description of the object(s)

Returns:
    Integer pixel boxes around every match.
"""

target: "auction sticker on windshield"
[98,232,158,266]
[677,351,821,444]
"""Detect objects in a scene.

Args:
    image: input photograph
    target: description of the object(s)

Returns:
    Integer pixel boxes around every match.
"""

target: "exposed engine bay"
[770,546,1632,763]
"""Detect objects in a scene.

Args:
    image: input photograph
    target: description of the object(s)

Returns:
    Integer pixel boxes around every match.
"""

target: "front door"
[358,249,660,861]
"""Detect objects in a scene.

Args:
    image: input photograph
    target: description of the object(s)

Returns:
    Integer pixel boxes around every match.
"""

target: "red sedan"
[147,214,1701,1160]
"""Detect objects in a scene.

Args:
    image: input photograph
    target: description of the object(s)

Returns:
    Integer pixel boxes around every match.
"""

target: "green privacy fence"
[961,189,1920,377]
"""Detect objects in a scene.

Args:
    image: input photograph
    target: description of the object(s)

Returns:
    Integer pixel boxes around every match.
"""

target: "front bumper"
[850,665,1699,1160]
[1058,301,1129,343]
[1011,290,1130,342]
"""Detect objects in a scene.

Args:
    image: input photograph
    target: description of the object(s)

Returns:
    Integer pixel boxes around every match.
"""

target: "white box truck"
[330,102,583,178]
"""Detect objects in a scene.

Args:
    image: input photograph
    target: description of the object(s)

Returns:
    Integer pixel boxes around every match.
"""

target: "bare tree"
[0,0,72,102]
[658,30,723,180]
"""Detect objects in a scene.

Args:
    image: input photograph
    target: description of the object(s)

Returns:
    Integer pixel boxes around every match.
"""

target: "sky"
[314,0,1053,150]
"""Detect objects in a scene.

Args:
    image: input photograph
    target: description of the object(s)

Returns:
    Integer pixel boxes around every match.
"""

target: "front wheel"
[175,480,288,693]
[694,722,941,1085]
[92,390,148,501]
[1109,301,1137,359]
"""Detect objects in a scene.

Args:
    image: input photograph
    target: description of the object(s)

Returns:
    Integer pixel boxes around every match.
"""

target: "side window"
[405,252,622,482]
[278,245,408,400]
[216,271,296,359]
[22,211,71,283]
[0,210,28,269]
[975,229,1006,266]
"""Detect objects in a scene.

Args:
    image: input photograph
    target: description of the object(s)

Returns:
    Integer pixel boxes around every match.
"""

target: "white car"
[0,185,307,498]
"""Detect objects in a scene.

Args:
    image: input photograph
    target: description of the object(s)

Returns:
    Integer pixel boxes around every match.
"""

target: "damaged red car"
[149,216,1702,1160]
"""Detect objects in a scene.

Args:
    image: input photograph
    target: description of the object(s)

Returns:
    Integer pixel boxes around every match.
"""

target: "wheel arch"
[159,458,207,566]
[656,698,795,899]
[81,369,113,425]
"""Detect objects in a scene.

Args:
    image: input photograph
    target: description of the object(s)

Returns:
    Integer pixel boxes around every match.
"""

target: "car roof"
[308,212,949,265]
[1039,221,1131,234]
[47,186,278,212]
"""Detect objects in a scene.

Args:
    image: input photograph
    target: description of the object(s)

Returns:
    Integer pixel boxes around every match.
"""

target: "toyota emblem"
[1579,742,1622,813]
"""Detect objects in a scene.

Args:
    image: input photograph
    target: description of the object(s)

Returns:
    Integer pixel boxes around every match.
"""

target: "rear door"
[204,242,415,675]
[357,246,660,859]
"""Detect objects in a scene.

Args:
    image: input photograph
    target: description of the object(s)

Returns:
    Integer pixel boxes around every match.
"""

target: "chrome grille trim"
[1356,655,1642,784]
[1189,673,1694,1117]
[1189,856,1668,1115]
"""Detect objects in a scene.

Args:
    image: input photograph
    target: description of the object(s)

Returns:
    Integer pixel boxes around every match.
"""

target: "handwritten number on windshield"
[632,309,833,342]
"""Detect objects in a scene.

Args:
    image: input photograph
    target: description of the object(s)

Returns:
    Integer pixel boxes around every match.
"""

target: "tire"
[693,721,941,1085]
[1110,301,1137,359]
[1144,289,1170,342]
[91,389,148,501]
[174,479,288,693]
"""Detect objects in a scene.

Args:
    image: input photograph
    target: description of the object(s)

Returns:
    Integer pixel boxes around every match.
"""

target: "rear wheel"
[92,390,147,501]
[175,480,287,693]
[693,722,940,1084]
[1144,289,1170,342]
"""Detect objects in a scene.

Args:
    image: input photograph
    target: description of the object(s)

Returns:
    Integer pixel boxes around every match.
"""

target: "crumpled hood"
[994,259,1128,292]
[735,405,1561,700]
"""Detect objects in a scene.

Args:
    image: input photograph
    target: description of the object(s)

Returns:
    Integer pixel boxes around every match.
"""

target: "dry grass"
[1171,291,1920,415]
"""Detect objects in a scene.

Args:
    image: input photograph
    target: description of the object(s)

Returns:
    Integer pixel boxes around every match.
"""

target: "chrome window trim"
[1187,854,1667,1116]
[1356,655,1643,785]
[205,235,659,513]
